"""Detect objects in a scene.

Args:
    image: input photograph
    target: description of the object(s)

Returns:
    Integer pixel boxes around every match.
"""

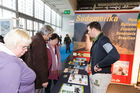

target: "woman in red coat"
[45,33,61,93]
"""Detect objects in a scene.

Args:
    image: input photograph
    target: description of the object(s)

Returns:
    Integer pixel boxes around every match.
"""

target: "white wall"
[61,15,74,43]
[131,10,140,85]
[131,28,140,84]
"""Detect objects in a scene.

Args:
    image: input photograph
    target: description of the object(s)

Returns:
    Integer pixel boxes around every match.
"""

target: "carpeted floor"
[59,43,73,63]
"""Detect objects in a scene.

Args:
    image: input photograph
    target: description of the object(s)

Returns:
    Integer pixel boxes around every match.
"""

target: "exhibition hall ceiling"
[77,0,140,10]
[45,0,75,15]
[45,0,140,15]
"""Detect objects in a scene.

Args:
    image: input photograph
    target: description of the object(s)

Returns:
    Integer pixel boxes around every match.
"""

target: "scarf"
[47,41,61,75]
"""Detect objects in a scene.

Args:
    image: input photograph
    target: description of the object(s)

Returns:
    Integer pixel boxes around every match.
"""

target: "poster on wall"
[74,10,139,84]
[0,19,12,36]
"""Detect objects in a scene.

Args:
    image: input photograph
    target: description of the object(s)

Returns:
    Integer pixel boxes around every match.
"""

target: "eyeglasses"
[22,45,30,50]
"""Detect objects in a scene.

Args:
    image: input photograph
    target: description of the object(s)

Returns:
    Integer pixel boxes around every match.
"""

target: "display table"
[51,61,90,93]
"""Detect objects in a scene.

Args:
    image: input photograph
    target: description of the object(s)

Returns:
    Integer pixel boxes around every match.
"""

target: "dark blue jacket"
[89,33,120,75]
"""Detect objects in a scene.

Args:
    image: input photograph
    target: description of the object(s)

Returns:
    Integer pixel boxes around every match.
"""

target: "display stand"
[51,60,90,93]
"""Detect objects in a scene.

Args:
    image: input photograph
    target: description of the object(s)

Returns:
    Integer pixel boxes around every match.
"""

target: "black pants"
[66,44,70,53]
[45,80,57,93]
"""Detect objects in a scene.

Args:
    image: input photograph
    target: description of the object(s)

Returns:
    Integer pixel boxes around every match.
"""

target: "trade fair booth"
[51,10,140,93]
[73,10,140,85]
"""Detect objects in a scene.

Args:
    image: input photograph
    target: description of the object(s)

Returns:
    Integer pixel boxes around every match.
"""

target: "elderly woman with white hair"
[0,29,36,93]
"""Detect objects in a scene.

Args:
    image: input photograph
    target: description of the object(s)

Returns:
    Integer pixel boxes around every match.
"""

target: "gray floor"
[107,83,140,93]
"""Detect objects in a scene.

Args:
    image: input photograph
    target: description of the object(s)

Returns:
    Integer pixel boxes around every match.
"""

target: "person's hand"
[94,64,102,72]
[85,64,91,73]
[42,82,48,88]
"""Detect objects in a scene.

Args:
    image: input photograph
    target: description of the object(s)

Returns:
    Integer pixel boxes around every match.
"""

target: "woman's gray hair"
[39,25,54,36]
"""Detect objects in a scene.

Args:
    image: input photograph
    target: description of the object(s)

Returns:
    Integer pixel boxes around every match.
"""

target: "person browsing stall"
[23,25,54,93]
[45,33,62,93]
[0,29,36,93]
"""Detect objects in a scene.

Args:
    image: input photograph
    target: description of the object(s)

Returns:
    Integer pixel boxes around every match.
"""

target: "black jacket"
[90,33,120,75]
[64,36,71,45]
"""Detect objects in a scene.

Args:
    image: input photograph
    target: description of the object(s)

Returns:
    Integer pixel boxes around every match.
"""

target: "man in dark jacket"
[64,34,71,53]
[24,25,54,93]
[85,22,120,93]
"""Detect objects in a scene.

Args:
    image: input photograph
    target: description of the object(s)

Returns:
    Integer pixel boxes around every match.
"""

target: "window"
[59,16,62,27]
[18,0,25,13]
[27,19,33,30]
[39,23,43,30]
[2,0,16,10]
[0,0,2,5]
[25,0,33,16]
[57,14,61,27]
[51,10,56,25]
[18,0,33,16]
[0,8,2,18]
[12,18,17,28]
[33,21,38,36]
[0,0,62,36]
[0,9,16,28]
[45,4,51,23]
[56,27,61,33]
[2,9,16,19]
[44,22,49,25]
[19,17,26,29]
[35,0,44,20]
[34,21,39,31]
